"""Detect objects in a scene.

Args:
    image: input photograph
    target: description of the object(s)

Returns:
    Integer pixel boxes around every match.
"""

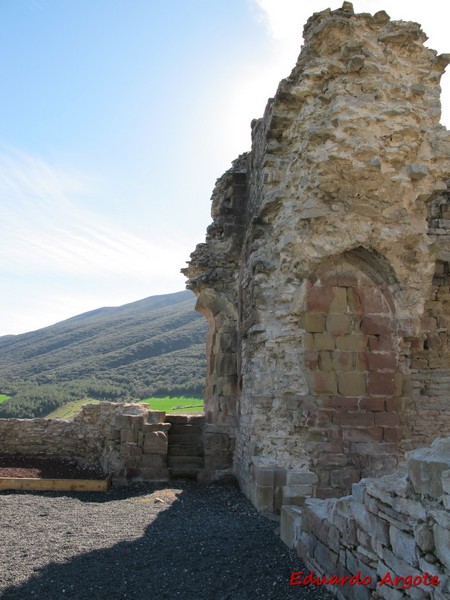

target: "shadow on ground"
[0,481,332,600]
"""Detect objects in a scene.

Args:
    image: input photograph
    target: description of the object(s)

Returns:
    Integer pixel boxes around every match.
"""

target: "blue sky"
[1,0,450,335]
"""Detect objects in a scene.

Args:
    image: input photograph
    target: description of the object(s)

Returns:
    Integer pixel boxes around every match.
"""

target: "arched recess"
[302,248,403,498]
[195,289,239,477]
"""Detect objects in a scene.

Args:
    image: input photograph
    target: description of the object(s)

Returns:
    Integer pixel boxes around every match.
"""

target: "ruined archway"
[302,249,403,497]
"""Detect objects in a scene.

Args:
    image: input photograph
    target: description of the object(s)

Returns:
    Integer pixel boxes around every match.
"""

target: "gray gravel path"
[0,480,331,600]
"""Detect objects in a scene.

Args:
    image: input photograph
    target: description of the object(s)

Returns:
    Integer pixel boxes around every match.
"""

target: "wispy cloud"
[0,147,185,279]
[0,146,191,334]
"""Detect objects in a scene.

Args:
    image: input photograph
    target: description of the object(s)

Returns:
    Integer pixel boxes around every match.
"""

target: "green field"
[0,394,10,404]
[44,396,204,419]
[139,396,204,413]
[45,399,102,419]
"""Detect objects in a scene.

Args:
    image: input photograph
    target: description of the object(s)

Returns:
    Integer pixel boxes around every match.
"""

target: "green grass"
[0,393,10,404]
[45,399,102,419]
[139,396,204,413]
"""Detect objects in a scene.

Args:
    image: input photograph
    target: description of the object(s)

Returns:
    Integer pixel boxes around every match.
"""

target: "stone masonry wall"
[291,437,450,600]
[0,402,171,484]
[184,2,450,512]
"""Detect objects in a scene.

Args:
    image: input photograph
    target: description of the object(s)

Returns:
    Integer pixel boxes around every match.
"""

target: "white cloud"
[0,147,193,334]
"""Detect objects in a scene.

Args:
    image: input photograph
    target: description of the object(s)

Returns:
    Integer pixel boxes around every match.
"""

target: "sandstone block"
[333,412,374,427]
[367,373,395,396]
[142,432,168,454]
[326,313,351,335]
[338,372,366,396]
[314,332,336,351]
[374,412,399,428]
[304,312,326,332]
[336,334,368,351]
[286,470,318,485]
[332,351,354,371]
[318,351,333,371]
[313,371,337,395]
[342,427,383,442]
[361,315,392,336]
[146,411,166,424]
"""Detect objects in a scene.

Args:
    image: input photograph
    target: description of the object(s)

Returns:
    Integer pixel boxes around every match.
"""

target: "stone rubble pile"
[290,437,450,599]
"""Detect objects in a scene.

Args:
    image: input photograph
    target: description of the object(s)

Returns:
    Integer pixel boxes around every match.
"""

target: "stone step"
[166,415,205,425]
[168,445,204,457]
[169,466,201,480]
[168,424,203,436]
[168,434,203,446]
[168,456,204,468]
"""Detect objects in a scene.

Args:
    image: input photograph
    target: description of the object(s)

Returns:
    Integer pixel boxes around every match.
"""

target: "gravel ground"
[0,480,332,600]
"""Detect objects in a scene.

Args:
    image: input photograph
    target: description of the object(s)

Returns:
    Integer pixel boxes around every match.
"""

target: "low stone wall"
[286,437,450,599]
[0,402,171,483]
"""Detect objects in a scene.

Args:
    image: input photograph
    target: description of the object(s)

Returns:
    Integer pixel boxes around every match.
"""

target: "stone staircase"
[166,415,205,480]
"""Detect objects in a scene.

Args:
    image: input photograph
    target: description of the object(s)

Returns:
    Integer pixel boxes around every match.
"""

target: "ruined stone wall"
[184,2,450,509]
[290,437,450,600]
[0,403,171,483]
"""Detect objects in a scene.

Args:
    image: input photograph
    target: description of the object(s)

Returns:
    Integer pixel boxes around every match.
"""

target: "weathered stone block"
[146,411,166,424]
[255,467,274,486]
[414,523,434,553]
[139,454,165,468]
[203,432,230,451]
[280,505,303,549]
[389,525,418,567]
[326,313,351,336]
[367,373,396,396]
[329,468,360,490]
[332,350,354,371]
[338,372,366,396]
[304,312,326,332]
[314,371,337,394]
[314,333,336,351]
[333,412,374,427]
[433,524,450,570]
[336,334,368,352]
[254,485,274,513]
[142,432,168,454]
[286,470,318,485]
[407,441,450,498]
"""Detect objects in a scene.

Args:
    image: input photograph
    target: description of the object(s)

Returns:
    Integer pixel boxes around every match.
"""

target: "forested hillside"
[0,291,207,417]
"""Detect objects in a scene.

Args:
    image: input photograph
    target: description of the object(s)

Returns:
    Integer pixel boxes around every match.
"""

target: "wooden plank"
[0,475,112,492]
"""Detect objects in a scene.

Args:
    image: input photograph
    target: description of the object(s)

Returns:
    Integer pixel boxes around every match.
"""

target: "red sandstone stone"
[358,397,386,411]
[374,412,400,427]
[333,412,375,427]
[383,428,403,442]
[364,351,397,372]
[318,396,359,410]
[361,315,392,336]
[342,427,383,442]
[367,373,395,395]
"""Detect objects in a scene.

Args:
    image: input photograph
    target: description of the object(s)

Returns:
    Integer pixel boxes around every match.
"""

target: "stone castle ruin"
[183,2,450,512]
[2,3,450,598]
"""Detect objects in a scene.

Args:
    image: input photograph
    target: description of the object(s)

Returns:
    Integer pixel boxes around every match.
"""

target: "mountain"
[0,290,207,418]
